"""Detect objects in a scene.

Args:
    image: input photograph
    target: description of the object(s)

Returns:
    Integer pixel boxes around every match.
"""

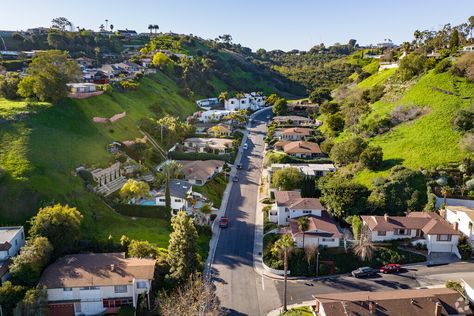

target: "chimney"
[384,213,389,221]
[434,302,442,316]
[453,222,458,230]
[110,264,115,272]
[368,301,375,314]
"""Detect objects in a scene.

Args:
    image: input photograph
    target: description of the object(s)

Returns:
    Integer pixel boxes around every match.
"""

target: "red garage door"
[48,303,75,316]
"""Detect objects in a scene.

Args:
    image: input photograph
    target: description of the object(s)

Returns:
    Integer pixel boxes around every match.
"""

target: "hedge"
[114,204,171,220]
[169,151,235,163]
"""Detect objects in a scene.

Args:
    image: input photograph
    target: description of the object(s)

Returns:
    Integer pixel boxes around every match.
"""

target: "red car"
[219,216,229,228]
[380,263,401,274]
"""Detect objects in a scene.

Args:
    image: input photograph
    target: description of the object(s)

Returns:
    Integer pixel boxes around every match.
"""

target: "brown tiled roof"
[315,288,471,316]
[178,160,224,181]
[282,141,322,154]
[39,253,155,288]
[273,115,312,122]
[0,242,11,251]
[361,212,459,235]
[289,213,341,238]
[274,191,324,210]
[280,127,313,136]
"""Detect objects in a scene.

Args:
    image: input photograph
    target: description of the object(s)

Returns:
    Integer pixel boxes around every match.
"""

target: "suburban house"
[67,83,97,94]
[287,102,318,116]
[75,57,95,68]
[274,141,323,159]
[272,115,315,126]
[39,253,155,316]
[196,98,220,108]
[84,70,109,84]
[269,163,336,179]
[0,226,25,282]
[461,44,474,52]
[154,180,193,211]
[224,92,265,111]
[178,160,225,185]
[207,123,233,137]
[117,29,138,37]
[193,123,215,134]
[274,127,314,141]
[183,138,234,154]
[191,110,235,123]
[445,205,474,246]
[287,215,341,248]
[361,212,461,257]
[269,191,325,226]
[313,288,471,316]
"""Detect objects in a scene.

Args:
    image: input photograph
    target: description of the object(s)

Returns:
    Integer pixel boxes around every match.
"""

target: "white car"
[243,143,248,150]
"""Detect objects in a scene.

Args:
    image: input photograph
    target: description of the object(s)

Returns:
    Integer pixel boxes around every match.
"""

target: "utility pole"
[316,251,320,276]
[105,19,109,31]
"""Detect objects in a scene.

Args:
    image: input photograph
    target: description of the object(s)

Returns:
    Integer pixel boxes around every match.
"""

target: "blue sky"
[1,0,473,51]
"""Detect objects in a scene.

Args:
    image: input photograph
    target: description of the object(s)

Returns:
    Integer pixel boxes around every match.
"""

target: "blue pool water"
[138,199,156,206]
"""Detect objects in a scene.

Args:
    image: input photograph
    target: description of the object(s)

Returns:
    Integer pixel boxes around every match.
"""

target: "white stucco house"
[287,215,341,248]
[193,110,235,123]
[154,180,193,212]
[39,253,155,316]
[361,212,461,257]
[224,92,265,111]
[445,205,474,246]
[182,137,234,154]
[269,191,326,226]
[0,226,25,282]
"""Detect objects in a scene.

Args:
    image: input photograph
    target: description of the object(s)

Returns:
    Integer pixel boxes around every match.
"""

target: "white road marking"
[262,275,265,291]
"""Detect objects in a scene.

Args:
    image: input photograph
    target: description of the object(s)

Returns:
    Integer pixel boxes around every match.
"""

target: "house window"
[174,198,182,202]
[159,198,166,202]
[136,281,147,289]
[316,171,323,176]
[469,222,473,232]
[63,287,72,291]
[322,238,335,242]
[396,229,406,235]
[75,302,82,313]
[303,210,312,214]
[114,285,127,293]
[80,286,99,290]
[377,231,386,236]
[437,234,452,241]
[285,208,289,213]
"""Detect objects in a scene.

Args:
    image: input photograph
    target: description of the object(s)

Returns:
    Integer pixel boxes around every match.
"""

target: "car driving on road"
[352,267,375,278]
[236,163,243,169]
[243,143,248,150]
[219,216,229,228]
[232,176,239,182]
[380,263,401,274]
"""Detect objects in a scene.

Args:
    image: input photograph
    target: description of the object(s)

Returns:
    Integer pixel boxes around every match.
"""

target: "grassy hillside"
[358,68,397,89]
[354,71,474,186]
[0,71,198,247]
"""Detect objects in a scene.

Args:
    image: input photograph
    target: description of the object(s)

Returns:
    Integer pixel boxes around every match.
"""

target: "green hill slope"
[355,70,474,186]
[0,71,197,246]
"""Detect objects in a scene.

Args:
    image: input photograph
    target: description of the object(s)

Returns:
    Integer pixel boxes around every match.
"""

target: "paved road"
[212,110,280,316]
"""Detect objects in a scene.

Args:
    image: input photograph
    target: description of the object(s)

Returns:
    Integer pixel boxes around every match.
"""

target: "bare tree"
[304,244,318,273]
[156,274,223,316]
[353,225,375,262]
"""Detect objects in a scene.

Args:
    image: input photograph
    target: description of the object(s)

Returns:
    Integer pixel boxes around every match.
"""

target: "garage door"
[48,303,74,316]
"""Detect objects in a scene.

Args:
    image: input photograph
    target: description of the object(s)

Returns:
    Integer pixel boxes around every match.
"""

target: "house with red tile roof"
[270,191,325,225]
[314,287,471,316]
[287,214,341,248]
[274,127,314,141]
[274,141,323,159]
[361,212,461,257]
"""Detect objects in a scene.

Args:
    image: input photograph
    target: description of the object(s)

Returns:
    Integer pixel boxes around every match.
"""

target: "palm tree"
[148,24,153,35]
[441,186,452,205]
[218,91,229,104]
[154,25,159,34]
[402,41,411,53]
[110,24,114,33]
[297,216,310,248]
[414,30,422,46]
[271,234,295,312]
[99,24,105,32]
[353,228,375,262]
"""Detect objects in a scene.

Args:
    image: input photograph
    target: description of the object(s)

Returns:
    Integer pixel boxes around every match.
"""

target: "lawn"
[282,306,313,316]
[193,174,227,209]
[358,68,397,89]
[354,71,474,186]
[0,71,198,247]
[0,98,51,120]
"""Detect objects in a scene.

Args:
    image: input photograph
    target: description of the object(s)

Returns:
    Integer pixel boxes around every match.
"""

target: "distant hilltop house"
[272,115,318,126]
[224,92,265,111]
[379,61,399,71]
[39,252,155,315]
[67,83,104,99]
[75,57,95,68]
[0,226,25,282]
[190,110,235,123]
[361,212,461,257]
[376,40,397,49]
[461,44,474,53]
[117,29,138,37]
[196,98,220,108]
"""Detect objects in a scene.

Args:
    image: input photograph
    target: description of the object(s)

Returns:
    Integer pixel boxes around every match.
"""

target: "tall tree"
[272,98,288,116]
[10,237,53,286]
[218,91,229,103]
[51,17,72,31]
[127,240,157,258]
[297,217,310,248]
[271,234,295,312]
[353,228,374,262]
[157,274,222,316]
[119,179,151,201]
[29,204,83,256]
[300,176,316,198]
[0,281,26,315]
[271,167,303,191]
[167,211,199,281]
[15,286,48,316]
[17,50,81,102]
[148,24,153,35]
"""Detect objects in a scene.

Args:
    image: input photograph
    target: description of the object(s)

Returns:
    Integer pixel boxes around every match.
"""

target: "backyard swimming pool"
[138,199,157,206]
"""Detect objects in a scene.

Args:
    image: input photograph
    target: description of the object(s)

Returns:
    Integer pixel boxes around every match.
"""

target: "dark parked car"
[219,216,229,228]
[380,263,401,274]
[352,267,375,278]
[232,176,239,182]
[236,163,243,169]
